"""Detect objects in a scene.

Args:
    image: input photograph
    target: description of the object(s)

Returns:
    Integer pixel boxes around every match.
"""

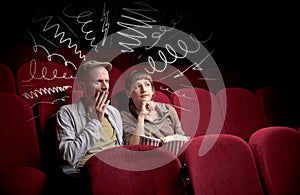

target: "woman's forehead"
[132,79,151,85]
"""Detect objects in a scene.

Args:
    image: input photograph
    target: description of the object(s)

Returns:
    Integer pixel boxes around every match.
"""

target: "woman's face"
[128,79,154,106]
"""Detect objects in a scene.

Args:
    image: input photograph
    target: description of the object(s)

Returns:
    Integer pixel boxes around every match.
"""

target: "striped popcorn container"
[139,135,161,147]
[163,140,187,156]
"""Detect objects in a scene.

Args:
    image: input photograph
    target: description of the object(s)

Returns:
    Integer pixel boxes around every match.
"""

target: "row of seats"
[68,126,300,194]
[0,90,300,194]
[1,58,299,137]
[112,86,300,140]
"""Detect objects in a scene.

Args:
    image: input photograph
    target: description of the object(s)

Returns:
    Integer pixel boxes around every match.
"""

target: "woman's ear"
[125,90,131,98]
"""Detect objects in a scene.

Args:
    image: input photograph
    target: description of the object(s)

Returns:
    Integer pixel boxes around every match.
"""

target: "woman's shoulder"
[154,101,174,110]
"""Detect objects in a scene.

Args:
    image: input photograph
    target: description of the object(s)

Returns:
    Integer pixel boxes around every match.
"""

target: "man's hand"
[91,91,110,122]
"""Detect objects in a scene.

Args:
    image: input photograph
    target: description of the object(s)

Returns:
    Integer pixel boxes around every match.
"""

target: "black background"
[0,0,298,91]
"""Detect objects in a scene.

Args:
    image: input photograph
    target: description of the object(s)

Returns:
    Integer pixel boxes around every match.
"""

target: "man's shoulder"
[107,104,122,115]
[58,101,81,112]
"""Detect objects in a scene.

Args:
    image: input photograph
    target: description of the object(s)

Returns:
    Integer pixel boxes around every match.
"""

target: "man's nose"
[102,82,108,89]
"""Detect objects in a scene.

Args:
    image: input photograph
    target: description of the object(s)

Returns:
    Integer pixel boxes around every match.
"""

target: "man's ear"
[78,81,85,90]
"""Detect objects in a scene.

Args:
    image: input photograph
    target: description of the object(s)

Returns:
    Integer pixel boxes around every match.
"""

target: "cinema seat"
[16,61,75,107]
[81,145,186,195]
[37,92,80,194]
[170,87,224,138]
[180,134,264,195]
[249,126,300,195]
[0,63,16,94]
[216,87,267,141]
[0,92,47,194]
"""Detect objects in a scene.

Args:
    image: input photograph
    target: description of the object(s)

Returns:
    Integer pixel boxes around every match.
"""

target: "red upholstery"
[81,145,186,195]
[216,87,267,141]
[0,167,47,195]
[16,61,75,107]
[256,86,300,129]
[0,92,42,169]
[0,92,47,193]
[170,88,224,138]
[0,63,16,94]
[180,134,264,195]
[153,90,171,104]
[107,66,123,100]
[249,126,300,195]
[38,93,72,169]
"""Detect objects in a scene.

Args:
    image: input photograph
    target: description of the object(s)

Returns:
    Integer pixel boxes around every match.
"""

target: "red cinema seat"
[180,134,264,195]
[216,87,268,141]
[16,61,75,107]
[0,63,16,94]
[170,87,224,138]
[81,145,186,195]
[249,126,300,195]
[0,92,47,194]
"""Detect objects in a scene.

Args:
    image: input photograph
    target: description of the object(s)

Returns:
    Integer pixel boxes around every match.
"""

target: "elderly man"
[56,60,123,172]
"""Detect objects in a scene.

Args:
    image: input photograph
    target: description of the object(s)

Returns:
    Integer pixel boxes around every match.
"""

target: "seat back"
[0,63,16,94]
[37,92,73,171]
[170,87,224,138]
[249,126,300,195]
[216,87,267,141]
[81,145,186,195]
[153,90,172,105]
[16,61,75,107]
[181,134,264,195]
[0,92,42,169]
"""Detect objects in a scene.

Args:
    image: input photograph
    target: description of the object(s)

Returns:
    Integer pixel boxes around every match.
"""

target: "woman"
[121,70,185,145]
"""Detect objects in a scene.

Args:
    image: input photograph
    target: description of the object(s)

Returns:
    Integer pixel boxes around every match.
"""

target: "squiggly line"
[21,60,75,83]
[31,13,85,63]
[100,3,110,47]
[28,32,78,70]
[22,85,72,100]
[172,105,191,112]
[159,86,197,100]
[117,1,158,52]
[29,96,70,109]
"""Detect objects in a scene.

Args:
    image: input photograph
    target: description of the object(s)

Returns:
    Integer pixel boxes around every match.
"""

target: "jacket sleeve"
[56,106,101,168]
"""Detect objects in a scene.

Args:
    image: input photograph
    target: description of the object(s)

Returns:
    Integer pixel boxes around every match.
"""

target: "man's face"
[80,66,110,106]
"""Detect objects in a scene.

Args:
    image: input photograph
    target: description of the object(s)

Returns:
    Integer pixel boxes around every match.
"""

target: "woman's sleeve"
[169,105,185,135]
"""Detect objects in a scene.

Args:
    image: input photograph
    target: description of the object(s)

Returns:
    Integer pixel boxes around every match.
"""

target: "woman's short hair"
[125,70,154,91]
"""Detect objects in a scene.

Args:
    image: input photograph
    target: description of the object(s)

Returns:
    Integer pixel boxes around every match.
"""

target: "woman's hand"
[139,101,152,117]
